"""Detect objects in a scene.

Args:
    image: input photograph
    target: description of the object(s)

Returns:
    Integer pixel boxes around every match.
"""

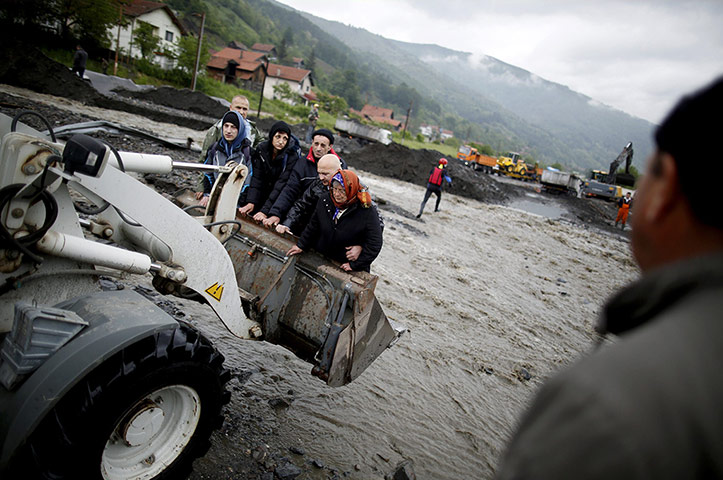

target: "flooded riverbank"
[178,172,639,479]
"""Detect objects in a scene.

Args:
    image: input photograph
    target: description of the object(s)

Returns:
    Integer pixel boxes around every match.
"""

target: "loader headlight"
[62,134,107,177]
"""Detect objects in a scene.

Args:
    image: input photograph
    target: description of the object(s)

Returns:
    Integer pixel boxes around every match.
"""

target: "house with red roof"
[205,48,267,84]
[108,0,187,69]
[360,104,402,130]
[263,63,314,105]
[251,43,278,59]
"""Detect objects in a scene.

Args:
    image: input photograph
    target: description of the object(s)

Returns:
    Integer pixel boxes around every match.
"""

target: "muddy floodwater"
[176,172,639,479]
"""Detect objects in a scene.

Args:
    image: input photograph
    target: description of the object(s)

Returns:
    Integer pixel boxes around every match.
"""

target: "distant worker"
[199,95,259,163]
[306,103,319,143]
[71,45,88,79]
[416,158,451,218]
[496,77,723,479]
[615,191,633,229]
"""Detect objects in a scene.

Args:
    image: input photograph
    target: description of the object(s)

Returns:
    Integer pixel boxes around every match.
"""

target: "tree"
[316,91,348,116]
[306,48,316,74]
[176,33,210,74]
[55,0,119,46]
[277,27,293,63]
[273,82,297,103]
[133,20,159,60]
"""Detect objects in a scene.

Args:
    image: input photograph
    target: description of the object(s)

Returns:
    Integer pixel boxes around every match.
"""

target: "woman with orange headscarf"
[286,169,383,272]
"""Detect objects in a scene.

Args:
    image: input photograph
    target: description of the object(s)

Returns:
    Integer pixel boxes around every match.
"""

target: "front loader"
[0,111,402,479]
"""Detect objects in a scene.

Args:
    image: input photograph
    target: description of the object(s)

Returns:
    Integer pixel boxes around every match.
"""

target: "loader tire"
[13,323,230,480]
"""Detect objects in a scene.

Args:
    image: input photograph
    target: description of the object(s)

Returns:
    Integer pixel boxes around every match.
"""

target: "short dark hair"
[655,76,723,229]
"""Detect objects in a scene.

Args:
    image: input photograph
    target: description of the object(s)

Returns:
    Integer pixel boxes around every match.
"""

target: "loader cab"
[590,170,608,182]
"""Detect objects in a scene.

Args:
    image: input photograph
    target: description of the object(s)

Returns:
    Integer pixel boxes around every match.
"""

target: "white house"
[262,63,314,105]
[109,0,186,69]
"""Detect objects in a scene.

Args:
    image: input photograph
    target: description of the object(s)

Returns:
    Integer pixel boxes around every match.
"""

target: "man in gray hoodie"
[497,76,723,479]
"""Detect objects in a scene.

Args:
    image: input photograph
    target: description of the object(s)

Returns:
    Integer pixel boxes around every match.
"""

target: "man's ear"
[645,153,680,223]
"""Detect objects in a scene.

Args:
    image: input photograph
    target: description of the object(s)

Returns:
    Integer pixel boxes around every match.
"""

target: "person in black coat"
[239,121,298,217]
[263,128,342,228]
[286,169,383,272]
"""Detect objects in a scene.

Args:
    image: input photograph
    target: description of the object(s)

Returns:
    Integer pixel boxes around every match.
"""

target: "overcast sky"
[276,0,723,124]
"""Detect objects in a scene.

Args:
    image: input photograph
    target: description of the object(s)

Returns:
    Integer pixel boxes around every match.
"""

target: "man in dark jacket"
[416,158,451,218]
[496,77,723,479]
[71,45,88,78]
[262,129,341,228]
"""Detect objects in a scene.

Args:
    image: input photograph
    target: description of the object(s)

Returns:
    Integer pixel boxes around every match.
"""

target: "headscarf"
[329,169,372,210]
[219,110,247,158]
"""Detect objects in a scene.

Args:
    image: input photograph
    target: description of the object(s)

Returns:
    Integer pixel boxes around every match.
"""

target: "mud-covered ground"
[1,48,637,480]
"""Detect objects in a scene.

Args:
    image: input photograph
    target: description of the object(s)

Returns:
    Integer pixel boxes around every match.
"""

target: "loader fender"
[0,289,179,470]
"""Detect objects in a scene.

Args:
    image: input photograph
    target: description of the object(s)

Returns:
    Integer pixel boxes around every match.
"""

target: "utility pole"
[191,11,206,91]
[400,100,413,145]
[256,58,269,121]
[114,5,122,76]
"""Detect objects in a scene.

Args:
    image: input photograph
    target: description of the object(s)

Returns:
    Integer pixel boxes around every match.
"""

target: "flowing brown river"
[180,172,638,479]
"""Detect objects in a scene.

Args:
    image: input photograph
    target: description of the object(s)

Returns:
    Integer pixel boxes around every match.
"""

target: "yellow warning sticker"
[205,282,224,301]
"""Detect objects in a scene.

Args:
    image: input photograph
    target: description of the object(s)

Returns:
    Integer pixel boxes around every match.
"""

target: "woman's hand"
[253,211,267,222]
[286,245,303,256]
[263,215,281,227]
[345,245,362,261]
[340,262,353,272]
[237,203,254,216]
[276,224,292,235]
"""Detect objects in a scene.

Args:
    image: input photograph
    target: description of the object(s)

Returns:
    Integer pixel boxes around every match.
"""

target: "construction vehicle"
[496,152,540,182]
[581,142,635,200]
[0,111,402,479]
[334,118,392,145]
[456,145,498,173]
[540,168,582,196]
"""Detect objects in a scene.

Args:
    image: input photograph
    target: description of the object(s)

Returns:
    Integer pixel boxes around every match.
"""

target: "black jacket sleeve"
[349,207,383,272]
[245,146,266,206]
[297,200,322,252]
[268,159,305,219]
[283,179,322,234]
[261,150,299,215]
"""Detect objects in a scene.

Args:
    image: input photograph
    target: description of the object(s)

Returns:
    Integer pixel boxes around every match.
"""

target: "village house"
[206,47,267,84]
[108,0,186,69]
[357,104,402,130]
[263,63,315,105]
[419,124,454,141]
[440,129,455,141]
[251,43,277,60]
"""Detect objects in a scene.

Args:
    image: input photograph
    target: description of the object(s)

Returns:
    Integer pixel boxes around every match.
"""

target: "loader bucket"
[226,218,400,386]
[173,190,401,387]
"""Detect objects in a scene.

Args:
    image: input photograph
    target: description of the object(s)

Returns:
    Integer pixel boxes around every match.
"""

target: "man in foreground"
[497,77,723,479]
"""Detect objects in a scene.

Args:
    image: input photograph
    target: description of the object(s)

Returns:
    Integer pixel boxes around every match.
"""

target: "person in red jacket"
[416,158,451,218]
[615,191,633,229]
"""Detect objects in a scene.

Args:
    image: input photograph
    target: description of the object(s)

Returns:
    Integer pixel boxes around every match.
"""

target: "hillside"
[296,11,655,173]
[171,0,653,173]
